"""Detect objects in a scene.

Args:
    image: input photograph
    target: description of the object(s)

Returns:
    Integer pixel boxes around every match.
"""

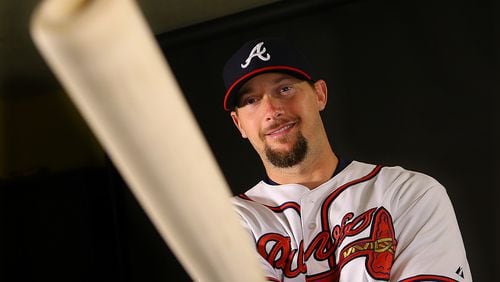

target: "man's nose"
[262,95,284,121]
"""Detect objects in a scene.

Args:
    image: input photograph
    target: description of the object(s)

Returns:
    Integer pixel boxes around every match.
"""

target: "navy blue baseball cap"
[222,38,315,111]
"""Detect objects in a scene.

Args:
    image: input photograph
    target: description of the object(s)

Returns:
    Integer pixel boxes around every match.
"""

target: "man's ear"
[230,111,248,138]
[313,80,328,111]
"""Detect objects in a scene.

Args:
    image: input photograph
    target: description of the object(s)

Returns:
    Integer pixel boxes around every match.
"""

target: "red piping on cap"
[223,66,312,111]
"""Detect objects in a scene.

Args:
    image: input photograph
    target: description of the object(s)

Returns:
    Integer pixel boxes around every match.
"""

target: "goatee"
[265,133,308,168]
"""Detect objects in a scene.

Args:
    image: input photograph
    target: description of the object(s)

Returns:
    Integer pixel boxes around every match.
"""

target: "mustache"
[261,117,299,135]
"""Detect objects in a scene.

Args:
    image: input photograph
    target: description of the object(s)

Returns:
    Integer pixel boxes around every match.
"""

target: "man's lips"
[265,122,297,137]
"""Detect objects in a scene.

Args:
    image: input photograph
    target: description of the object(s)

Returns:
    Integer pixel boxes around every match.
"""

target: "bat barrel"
[31,0,265,281]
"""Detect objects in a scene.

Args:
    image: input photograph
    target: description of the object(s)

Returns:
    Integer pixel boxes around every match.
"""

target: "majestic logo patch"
[455,266,464,278]
[241,41,271,68]
[256,207,397,280]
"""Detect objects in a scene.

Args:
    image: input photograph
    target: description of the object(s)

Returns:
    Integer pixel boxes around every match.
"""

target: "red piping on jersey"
[238,193,301,214]
[319,165,384,269]
[399,274,458,282]
[266,276,281,282]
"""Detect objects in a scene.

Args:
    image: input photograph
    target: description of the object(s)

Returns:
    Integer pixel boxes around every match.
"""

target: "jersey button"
[308,223,317,230]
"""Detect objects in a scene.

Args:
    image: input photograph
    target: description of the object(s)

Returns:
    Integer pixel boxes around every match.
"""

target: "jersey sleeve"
[389,178,472,281]
[231,197,283,281]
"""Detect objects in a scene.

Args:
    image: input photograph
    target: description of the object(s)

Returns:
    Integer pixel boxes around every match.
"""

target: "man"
[222,38,471,281]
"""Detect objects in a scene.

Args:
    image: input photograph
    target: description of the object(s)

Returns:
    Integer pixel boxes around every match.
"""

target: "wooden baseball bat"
[30,0,265,281]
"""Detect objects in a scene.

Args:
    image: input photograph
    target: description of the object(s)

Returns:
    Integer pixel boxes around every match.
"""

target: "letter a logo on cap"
[241,41,271,68]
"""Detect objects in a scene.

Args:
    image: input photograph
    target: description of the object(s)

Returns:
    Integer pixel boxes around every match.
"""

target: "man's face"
[230,72,327,168]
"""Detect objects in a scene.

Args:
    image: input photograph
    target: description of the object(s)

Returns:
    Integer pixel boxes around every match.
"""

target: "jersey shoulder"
[373,162,441,187]
[373,162,448,202]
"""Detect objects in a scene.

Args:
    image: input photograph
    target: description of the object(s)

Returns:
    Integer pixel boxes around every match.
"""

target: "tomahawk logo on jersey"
[232,161,472,282]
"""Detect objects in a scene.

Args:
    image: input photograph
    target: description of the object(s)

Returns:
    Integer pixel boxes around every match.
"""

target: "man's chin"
[265,144,294,155]
[264,133,308,168]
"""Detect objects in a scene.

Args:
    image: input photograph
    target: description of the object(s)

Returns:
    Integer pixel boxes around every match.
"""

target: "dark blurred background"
[0,0,497,281]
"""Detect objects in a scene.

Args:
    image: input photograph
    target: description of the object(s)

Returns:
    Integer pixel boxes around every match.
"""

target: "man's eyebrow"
[237,75,299,97]
[237,84,253,97]
[273,76,299,85]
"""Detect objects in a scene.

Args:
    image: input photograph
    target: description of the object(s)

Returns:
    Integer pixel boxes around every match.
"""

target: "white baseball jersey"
[232,160,471,282]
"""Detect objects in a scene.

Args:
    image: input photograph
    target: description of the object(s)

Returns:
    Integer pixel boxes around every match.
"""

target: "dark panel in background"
[0,165,190,282]
[0,168,122,282]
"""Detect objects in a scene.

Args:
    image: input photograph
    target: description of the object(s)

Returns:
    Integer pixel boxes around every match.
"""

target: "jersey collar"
[263,158,353,186]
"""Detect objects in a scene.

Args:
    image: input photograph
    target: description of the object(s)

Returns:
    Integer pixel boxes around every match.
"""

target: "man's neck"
[264,148,338,189]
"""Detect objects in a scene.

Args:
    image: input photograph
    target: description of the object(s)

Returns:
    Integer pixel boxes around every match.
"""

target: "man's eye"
[246,97,257,104]
[280,86,294,94]
[239,96,259,107]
